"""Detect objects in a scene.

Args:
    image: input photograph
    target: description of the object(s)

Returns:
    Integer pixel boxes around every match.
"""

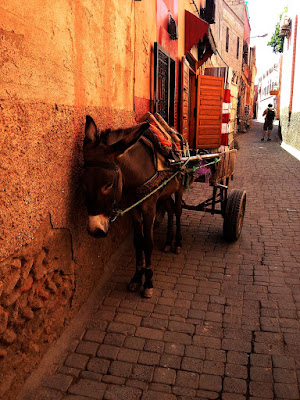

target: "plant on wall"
[267,8,288,53]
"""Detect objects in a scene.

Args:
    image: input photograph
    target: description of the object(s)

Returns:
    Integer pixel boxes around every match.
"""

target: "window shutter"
[196,75,224,149]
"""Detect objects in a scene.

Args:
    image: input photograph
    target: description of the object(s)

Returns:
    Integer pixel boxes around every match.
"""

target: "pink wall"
[157,0,178,58]
[157,0,179,128]
[134,0,179,127]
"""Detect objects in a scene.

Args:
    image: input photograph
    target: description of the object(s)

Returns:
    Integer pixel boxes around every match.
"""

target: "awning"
[196,27,217,67]
[185,10,209,54]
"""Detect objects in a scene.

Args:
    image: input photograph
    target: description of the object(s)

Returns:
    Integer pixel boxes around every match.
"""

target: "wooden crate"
[209,149,237,185]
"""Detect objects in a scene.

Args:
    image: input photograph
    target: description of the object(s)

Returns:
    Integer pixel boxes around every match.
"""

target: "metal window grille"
[154,42,175,126]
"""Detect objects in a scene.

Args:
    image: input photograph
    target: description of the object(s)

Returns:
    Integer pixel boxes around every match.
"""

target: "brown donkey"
[81,116,186,298]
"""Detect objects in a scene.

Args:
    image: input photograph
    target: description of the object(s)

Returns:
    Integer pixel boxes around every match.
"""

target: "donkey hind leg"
[142,206,156,298]
[174,189,184,254]
[128,209,145,292]
[163,197,175,253]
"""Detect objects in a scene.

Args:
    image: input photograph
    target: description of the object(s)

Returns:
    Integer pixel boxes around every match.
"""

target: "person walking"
[261,103,276,141]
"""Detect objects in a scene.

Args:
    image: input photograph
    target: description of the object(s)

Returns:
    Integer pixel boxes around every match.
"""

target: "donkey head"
[81,116,149,237]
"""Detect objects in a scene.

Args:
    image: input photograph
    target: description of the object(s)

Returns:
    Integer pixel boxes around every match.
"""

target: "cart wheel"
[223,189,246,241]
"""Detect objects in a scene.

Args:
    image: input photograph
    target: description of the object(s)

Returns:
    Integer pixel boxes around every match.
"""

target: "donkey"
[81,116,186,298]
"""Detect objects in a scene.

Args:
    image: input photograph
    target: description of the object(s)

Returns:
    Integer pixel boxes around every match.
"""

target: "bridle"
[110,164,121,222]
[83,160,122,222]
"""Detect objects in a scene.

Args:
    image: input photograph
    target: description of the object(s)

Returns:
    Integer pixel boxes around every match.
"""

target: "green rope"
[193,157,220,171]
[185,157,220,191]
[117,169,181,217]
[116,146,191,218]
[114,149,220,219]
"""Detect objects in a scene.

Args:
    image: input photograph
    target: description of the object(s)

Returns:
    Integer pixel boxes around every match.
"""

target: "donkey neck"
[118,140,156,190]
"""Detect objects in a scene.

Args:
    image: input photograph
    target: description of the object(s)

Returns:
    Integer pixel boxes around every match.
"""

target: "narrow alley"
[19,122,300,400]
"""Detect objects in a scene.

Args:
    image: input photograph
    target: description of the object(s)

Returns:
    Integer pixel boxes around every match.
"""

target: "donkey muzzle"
[88,215,110,238]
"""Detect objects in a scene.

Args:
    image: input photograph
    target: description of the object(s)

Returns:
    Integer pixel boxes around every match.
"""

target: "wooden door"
[181,57,189,142]
[196,75,224,149]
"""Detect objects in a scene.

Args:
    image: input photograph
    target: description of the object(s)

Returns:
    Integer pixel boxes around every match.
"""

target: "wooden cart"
[139,112,246,241]
[169,149,246,241]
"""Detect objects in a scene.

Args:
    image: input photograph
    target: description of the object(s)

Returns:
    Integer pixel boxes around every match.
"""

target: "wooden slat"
[199,109,221,114]
[195,75,224,149]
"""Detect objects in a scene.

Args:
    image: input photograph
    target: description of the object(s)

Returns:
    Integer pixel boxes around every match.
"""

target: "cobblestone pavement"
[20,122,300,400]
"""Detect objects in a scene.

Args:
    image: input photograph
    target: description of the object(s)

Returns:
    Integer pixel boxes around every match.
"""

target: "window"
[236,37,240,59]
[154,43,175,126]
[243,42,248,64]
[226,27,229,52]
[200,0,216,24]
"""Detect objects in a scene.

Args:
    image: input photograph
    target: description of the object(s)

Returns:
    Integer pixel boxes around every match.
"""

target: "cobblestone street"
[19,121,300,400]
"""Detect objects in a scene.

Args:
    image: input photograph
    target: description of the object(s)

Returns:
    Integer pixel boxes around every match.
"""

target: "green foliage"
[267,8,287,54]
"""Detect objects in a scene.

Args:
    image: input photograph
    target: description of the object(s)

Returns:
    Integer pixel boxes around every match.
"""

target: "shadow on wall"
[65,109,134,310]
[0,108,134,399]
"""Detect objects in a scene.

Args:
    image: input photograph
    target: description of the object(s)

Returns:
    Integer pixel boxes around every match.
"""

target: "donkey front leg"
[128,209,145,292]
[141,205,156,298]
[174,189,184,254]
[163,196,175,253]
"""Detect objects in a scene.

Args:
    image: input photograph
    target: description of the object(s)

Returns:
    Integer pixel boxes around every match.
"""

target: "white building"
[256,63,279,119]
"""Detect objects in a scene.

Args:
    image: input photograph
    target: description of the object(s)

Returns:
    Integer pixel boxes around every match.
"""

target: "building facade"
[200,0,244,147]
[279,0,300,157]
[256,63,279,119]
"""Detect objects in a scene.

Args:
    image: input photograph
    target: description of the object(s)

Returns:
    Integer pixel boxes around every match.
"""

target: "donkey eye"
[102,182,113,193]
[105,182,113,190]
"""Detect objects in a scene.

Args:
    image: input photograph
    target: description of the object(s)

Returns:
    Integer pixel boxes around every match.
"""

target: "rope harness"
[110,146,220,222]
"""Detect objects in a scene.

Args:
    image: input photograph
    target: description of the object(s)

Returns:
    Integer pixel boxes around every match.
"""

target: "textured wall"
[0,0,136,259]
[134,1,156,100]
[210,0,243,74]
[0,216,74,396]
[279,1,300,152]
[280,107,300,151]
[0,1,137,396]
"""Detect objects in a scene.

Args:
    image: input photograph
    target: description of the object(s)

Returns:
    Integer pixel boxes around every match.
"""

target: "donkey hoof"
[174,246,182,255]
[163,244,172,253]
[128,281,141,292]
[143,288,153,298]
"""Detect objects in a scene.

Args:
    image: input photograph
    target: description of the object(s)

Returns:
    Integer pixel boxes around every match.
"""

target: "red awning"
[185,10,209,54]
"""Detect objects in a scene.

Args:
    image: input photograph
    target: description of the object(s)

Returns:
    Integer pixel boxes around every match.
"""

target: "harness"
[84,153,185,223]
[84,161,120,220]
[84,149,220,223]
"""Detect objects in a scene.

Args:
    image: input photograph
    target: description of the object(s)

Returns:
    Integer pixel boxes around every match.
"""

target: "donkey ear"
[109,122,150,157]
[85,116,98,143]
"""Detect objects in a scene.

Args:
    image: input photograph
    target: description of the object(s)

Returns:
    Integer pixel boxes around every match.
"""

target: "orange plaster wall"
[134,1,156,101]
[0,0,138,300]
[1,1,135,108]
[133,1,156,120]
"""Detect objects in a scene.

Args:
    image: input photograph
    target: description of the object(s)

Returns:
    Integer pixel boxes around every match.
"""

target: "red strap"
[150,123,180,150]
